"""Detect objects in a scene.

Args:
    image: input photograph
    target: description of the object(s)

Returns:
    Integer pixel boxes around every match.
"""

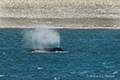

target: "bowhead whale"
[27,47,68,53]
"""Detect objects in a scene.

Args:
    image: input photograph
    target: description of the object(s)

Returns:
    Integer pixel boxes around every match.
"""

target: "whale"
[27,47,68,53]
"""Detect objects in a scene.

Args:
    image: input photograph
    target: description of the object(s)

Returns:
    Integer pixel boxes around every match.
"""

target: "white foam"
[31,50,68,53]
[102,63,105,65]
[113,71,118,74]
[54,77,60,80]
[38,67,42,70]
[33,51,68,53]
[2,53,6,55]
[0,75,5,77]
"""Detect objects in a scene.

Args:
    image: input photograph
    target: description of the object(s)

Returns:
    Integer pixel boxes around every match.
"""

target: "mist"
[23,26,60,49]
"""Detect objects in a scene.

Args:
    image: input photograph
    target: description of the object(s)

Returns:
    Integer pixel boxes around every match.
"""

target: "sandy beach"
[0,0,120,29]
[0,17,120,29]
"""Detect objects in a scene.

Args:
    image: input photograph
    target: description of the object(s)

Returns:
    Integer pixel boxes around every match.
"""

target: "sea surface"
[0,29,120,80]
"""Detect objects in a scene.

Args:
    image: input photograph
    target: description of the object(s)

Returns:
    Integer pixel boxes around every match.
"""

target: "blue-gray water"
[0,29,120,80]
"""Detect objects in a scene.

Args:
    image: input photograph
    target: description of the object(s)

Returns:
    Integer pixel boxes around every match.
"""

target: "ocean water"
[0,29,120,80]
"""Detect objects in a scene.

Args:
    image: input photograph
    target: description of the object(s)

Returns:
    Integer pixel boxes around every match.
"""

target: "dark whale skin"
[27,47,66,53]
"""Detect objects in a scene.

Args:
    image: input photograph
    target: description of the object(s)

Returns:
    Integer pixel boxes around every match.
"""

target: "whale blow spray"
[23,26,60,49]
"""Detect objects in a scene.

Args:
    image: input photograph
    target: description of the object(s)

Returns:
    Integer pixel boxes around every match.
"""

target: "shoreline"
[0,17,120,29]
[0,26,120,30]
